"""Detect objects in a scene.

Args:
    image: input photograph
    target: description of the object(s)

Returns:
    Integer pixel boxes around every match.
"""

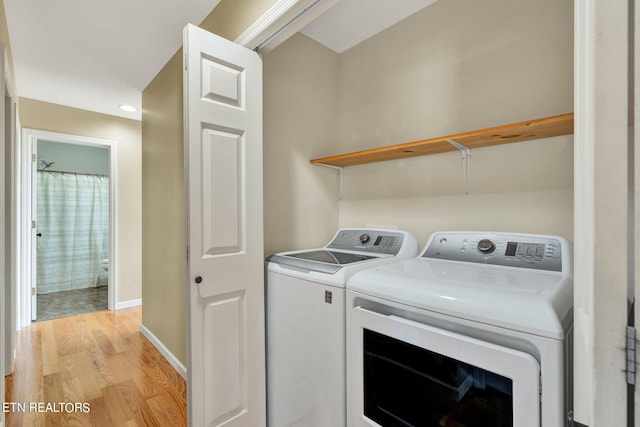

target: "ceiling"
[4,0,221,120]
[4,0,436,121]
[301,0,437,54]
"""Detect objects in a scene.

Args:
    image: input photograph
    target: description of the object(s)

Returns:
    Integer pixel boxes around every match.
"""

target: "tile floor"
[35,285,108,322]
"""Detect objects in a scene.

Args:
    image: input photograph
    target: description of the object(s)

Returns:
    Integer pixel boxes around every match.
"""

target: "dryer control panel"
[422,232,566,272]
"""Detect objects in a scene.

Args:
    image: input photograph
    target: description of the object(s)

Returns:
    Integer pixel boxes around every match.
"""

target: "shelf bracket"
[313,163,344,200]
[446,139,471,194]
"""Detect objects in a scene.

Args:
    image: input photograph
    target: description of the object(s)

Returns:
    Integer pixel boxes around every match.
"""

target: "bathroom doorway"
[21,129,117,324]
[35,140,109,321]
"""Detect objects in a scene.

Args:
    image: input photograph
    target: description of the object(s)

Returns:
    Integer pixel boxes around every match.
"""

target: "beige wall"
[263,33,340,256]
[335,0,574,247]
[141,52,186,362]
[141,0,282,365]
[19,98,142,303]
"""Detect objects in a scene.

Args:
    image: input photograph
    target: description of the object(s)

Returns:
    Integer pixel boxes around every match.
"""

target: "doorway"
[35,140,110,321]
[21,129,117,325]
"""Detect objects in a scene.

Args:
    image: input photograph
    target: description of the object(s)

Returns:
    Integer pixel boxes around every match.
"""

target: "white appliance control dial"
[477,239,496,254]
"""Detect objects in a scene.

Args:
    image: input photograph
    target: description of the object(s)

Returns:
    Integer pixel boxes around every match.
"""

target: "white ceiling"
[301,0,438,53]
[4,0,221,120]
[4,0,436,121]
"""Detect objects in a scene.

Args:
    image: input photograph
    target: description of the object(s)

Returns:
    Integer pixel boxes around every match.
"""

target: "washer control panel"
[327,229,406,255]
[423,232,564,272]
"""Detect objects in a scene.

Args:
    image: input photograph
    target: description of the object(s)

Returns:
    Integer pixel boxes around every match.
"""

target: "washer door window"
[349,307,541,427]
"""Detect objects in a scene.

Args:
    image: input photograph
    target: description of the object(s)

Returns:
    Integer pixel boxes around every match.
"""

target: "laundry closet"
[262,0,574,255]
[138,0,628,424]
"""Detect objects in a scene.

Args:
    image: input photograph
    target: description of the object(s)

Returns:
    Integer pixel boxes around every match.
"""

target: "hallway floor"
[4,307,187,426]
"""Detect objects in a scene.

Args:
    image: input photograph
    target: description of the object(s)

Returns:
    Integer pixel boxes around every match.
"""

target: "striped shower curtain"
[36,172,109,294]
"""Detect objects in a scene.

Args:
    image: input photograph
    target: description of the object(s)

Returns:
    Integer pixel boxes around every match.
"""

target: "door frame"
[20,129,117,325]
[573,0,632,425]
[3,46,16,378]
[0,41,6,427]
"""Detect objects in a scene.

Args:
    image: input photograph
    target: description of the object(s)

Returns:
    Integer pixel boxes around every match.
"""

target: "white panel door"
[183,24,265,427]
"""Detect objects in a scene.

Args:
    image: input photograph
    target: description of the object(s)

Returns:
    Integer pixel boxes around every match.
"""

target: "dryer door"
[348,306,541,427]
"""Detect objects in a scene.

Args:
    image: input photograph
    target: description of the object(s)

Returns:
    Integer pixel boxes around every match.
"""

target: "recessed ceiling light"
[119,105,137,112]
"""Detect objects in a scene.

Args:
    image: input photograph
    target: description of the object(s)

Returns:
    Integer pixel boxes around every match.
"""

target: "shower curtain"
[36,172,109,294]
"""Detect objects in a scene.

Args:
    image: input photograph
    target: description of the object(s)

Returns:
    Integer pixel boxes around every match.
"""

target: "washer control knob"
[359,233,371,244]
[477,239,496,254]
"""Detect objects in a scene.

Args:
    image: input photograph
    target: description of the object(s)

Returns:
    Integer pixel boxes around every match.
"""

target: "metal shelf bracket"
[447,139,472,194]
[313,163,344,200]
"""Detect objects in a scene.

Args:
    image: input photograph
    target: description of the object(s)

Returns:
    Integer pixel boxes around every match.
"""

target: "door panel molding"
[203,291,247,425]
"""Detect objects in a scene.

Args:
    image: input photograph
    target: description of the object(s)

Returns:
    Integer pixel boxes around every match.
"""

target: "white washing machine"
[266,228,419,427]
[346,231,573,427]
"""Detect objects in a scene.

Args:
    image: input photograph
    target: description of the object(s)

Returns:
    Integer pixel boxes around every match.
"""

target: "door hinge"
[626,326,636,385]
[32,220,36,229]
[32,153,36,162]
[31,288,36,296]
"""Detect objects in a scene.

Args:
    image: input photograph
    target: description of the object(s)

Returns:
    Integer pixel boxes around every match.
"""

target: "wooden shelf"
[311,113,574,168]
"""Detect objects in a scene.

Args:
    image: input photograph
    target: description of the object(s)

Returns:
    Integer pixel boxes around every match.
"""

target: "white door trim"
[19,129,30,327]
[234,0,340,53]
[3,47,16,377]
[635,0,640,420]
[572,1,595,421]
[0,41,6,427]
[573,0,630,425]
[20,129,118,324]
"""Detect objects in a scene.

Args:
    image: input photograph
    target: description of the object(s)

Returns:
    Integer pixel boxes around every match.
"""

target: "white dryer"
[346,232,573,427]
[266,228,419,427]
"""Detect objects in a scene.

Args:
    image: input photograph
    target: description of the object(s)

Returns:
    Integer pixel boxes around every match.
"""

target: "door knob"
[195,276,203,284]
[36,233,42,237]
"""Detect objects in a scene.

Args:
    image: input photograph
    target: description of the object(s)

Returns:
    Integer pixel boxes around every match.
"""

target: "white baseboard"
[139,323,187,379]
[116,298,142,310]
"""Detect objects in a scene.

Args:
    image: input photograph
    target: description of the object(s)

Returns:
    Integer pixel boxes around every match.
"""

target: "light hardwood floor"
[4,307,187,426]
